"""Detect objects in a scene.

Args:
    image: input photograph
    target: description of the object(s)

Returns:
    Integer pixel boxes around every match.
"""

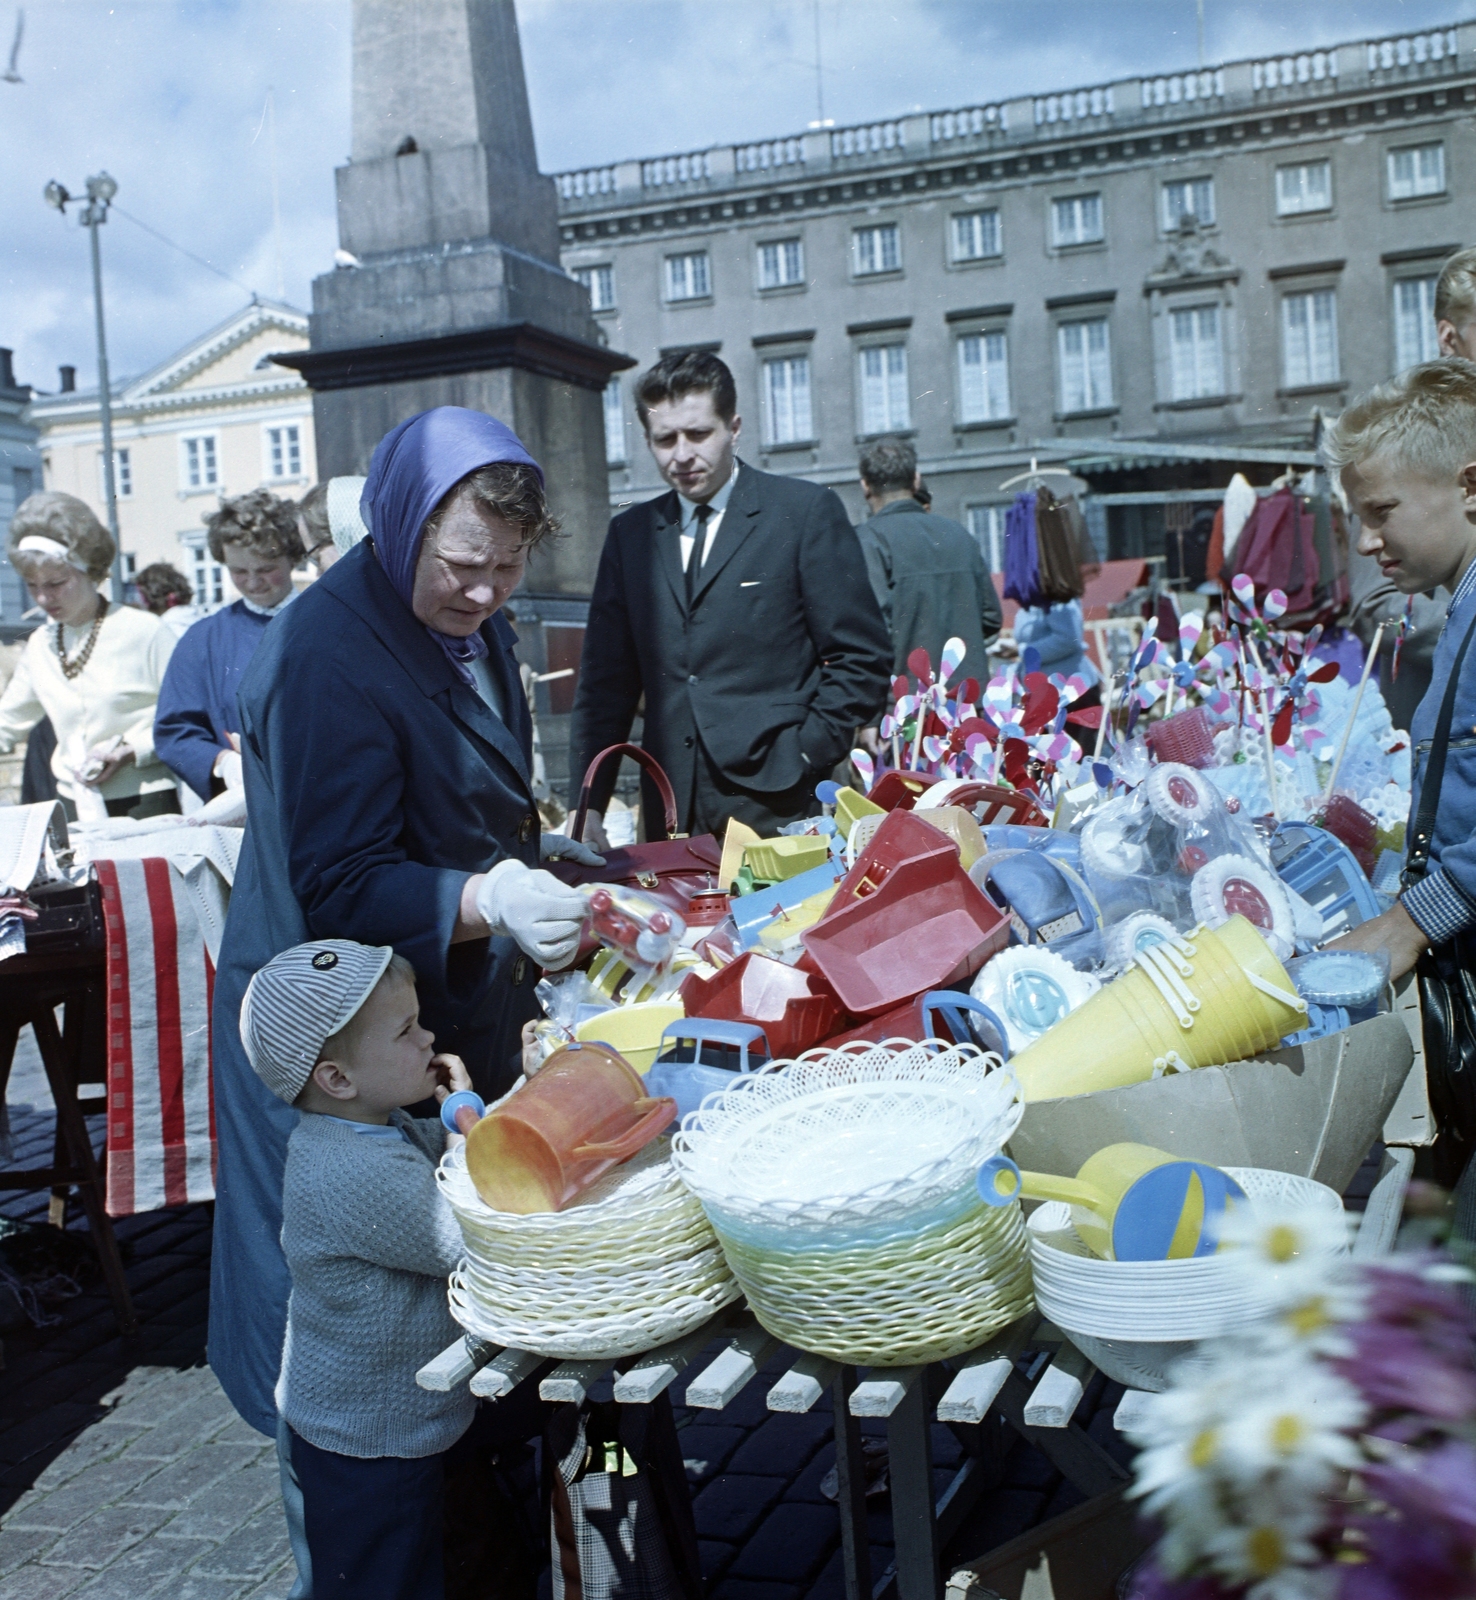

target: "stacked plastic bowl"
[1027,1167,1347,1390]
[671,1040,1031,1367]
[438,1139,740,1360]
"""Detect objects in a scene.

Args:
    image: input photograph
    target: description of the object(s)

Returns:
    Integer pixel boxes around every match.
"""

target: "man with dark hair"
[154,489,305,803]
[855,437,1002,679]
[571,350,889,839]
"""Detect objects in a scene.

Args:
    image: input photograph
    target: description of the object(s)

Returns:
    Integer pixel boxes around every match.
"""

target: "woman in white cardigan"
[0,491,177,820]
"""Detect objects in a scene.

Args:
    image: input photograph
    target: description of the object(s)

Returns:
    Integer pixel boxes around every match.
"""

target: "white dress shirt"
[678,462,740,574]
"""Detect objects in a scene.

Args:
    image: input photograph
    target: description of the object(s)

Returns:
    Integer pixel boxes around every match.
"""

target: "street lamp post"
[44,172,127,605]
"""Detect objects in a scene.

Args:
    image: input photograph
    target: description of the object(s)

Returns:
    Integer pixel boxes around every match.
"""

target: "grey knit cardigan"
[275,1110,474,1458]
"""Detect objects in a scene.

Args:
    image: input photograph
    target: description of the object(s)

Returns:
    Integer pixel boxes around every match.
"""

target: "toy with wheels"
[645,1019,770,1120]
[584,885,684,977]
[1190,855,1294,960]
[969,946,1100,1055]
[1008,916,1308,1101]
[977,1142,1247,1261]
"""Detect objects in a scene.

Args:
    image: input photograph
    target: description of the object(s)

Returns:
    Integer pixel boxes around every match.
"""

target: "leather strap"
[570,743,680,844]
[1404,603,1476,886]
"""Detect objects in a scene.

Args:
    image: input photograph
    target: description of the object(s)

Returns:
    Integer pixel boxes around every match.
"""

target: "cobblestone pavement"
[0,1024,1135,1598]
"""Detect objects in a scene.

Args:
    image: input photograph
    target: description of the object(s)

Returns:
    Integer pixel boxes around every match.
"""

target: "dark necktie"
[685,504,711,612]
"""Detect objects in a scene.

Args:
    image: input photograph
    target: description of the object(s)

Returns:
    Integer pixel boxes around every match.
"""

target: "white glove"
[540,833,606,868]
[215,749,244,791]
[475,859,588,968]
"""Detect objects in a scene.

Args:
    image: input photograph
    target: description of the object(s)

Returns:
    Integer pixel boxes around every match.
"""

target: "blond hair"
[9,491,115,582]
[1436,246,1476,329]
[1323,358,1476,480]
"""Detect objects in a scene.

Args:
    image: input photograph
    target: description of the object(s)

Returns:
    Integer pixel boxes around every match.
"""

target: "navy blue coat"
[207,539,540,1436]
[154,600,272,800]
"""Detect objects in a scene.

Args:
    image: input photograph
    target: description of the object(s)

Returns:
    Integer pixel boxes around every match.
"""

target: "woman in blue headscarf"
[205,409,599,1586]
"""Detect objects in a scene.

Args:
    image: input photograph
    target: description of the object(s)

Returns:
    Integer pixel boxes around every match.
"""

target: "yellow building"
[28,300,315,615]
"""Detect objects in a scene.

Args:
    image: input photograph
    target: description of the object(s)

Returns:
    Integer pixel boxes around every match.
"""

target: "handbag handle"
[569,743,681,844]
[1403,607,1476,887]
[570,1097,676,1160]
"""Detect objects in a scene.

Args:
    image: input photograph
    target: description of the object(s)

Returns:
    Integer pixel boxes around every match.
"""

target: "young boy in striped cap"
[240,938,475,1599]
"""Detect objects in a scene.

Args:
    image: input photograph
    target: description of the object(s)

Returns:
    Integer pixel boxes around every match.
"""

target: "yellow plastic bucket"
[833,787,884,841]
[1010,916,1306,1102]
[575,1001,686,1075]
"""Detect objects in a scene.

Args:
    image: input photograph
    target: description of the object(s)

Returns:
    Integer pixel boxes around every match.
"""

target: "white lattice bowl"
[1028,1167,1347,1345]
[670,1040,1032,1365]
[438,1139,739,1360]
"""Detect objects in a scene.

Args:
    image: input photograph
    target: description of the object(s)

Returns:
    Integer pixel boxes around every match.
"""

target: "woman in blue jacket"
[206,409,600,1586]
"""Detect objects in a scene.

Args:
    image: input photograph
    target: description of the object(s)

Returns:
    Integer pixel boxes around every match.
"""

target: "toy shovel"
[976,1141,1246,1261]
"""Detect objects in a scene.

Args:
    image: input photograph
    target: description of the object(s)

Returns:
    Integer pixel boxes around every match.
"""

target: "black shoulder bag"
[1402,605,1476,1185]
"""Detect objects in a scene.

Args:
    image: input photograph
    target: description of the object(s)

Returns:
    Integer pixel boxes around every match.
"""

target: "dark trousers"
[681,739,816,838]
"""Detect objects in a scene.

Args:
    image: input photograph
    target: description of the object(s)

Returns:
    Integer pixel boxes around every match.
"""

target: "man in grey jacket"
[855,438,1002,680]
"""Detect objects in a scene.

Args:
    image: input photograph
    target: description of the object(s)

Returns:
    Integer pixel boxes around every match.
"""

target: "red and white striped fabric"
[96,857,218,1216]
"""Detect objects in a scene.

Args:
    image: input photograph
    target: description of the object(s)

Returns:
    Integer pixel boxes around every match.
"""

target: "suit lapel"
[650,492,686,615]
[446,620,532,790]
[692,462,761,606]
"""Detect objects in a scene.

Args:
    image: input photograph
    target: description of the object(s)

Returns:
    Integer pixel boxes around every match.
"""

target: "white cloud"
[1,0,1469,394]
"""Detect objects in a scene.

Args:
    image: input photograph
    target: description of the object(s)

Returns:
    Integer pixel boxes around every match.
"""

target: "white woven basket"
[671,1040,1031,1366]
[439,1139,739,1360]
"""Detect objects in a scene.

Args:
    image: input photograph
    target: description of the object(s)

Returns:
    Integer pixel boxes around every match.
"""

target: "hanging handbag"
[550,743,722,919]
[1402,606,1476,1184]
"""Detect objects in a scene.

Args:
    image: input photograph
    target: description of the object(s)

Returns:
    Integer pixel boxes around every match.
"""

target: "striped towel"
[96,858,218,1216]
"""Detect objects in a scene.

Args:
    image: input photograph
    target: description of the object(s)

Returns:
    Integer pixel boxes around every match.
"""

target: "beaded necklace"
[56,598,107,681]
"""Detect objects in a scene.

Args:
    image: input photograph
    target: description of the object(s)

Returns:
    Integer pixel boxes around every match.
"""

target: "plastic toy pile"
[431,617,1417,1377]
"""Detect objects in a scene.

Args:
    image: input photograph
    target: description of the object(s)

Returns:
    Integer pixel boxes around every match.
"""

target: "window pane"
[692,253,709,297]
[666,253,708,299]
[1283,290,1339,386]
[860,344,908,433]
[1059,319,1111,411]
[764,356,812,444]
[1394,277,1440,370]
[958,332,1010,423]
[855,225,899,276]
[1278,161,1331,215]
[783,240,802,282]
[1170,304,1223,400]
[966,505,1006,572]
[759,244,779,288]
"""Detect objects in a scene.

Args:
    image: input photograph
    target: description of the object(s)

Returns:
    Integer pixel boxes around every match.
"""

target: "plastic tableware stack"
[1026,1166,1347,1390]
[439,1139,740,1360]
[670,1040,1031,1367]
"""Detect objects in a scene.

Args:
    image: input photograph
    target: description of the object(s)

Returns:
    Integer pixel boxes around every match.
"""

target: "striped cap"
[240,939,394,1104]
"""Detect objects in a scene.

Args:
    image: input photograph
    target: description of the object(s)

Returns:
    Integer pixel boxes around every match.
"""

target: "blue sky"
[1,0,1470,390]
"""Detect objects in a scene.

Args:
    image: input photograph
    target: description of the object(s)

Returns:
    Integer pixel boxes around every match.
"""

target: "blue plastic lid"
[1288,949,1387,1009]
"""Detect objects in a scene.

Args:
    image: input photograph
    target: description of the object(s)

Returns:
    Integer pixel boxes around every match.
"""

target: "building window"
[664,252,711,301]
[1163,178,1215,230]
[97,447,131,500]
[266,424,302,481]
[181,434,218,491]
[758,239,804,289]
[1275,160,1332,216]
[1169,305,1225,400]
[1394,276,1440,370]
[966,505,1006,573]
[957,331,1010,423]
[859,344,910,434]
[853,224,901,277]
[1051,194,1103,247]
[1388,143,1446,201]
[1057,318,1113,412]
[574,264,616,310]
[602,379,625,465]
[952,210,1002,262]
[1282,288,1340,387]
[762,356,813,445]
[184,537,227,610]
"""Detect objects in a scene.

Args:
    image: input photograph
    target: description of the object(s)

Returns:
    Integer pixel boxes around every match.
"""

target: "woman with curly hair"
[0,491,177,819]
[154,488,304,803]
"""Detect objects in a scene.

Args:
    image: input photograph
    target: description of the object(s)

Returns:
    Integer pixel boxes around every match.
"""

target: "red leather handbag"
[550,743,723,919]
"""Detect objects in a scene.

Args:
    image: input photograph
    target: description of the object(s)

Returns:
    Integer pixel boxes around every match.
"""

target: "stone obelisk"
[279,0,629,596]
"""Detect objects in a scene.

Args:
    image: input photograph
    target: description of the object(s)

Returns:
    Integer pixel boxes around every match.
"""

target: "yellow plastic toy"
[916,806,985,870]
[1009,915,1307,1102]
[575,1001,685,1074]
[743,834,833,882]
[832,786,884,841]
[977,1142,1247,1261]
[719,818,763,893]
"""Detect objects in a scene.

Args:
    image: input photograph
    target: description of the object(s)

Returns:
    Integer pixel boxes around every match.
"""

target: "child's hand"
[521,1019,543,1078]
[431,1053,471,1102]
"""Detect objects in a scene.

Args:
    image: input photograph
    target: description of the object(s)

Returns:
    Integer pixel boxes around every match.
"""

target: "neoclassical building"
[29,300,316,615]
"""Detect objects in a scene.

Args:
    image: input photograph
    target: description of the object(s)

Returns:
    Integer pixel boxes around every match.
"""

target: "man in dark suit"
[571,351,890,841]
[855,437,1002,680]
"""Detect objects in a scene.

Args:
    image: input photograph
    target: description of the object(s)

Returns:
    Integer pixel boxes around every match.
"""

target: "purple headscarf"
[360,407,543,684]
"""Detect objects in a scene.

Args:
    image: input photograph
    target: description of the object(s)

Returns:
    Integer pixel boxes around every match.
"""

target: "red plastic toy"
[584,886,683,975]
[679,951,850,1058]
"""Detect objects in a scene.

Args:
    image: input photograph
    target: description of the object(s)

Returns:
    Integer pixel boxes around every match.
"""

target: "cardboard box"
[1381,970,1432,1148]
[946,1488,1153,1600]
[1008,1014,1414,1195]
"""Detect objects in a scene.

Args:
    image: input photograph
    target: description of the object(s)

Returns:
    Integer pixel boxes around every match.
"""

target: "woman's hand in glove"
[539,833,606,868]
[473,860,588,969]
